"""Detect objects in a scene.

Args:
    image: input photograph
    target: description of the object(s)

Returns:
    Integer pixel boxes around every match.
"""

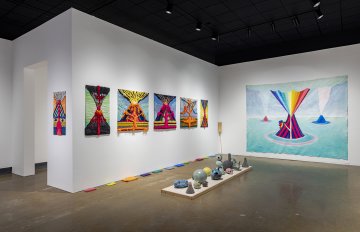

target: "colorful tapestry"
[53,91,66,135]
[85,85,110,136]
[180,97,197,128]
[246,76,348,160]
[154,93,176,130]
[200,100,208,128]
[118,89,149,132]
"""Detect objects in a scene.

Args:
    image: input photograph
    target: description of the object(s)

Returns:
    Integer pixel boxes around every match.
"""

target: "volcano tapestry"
[200,100,208,128]
[53,91,66,136]
[246,76,348,160]
[154,93,176,130]
[118,89,149,132]
[180,97,197,128]
[85,85,110,136]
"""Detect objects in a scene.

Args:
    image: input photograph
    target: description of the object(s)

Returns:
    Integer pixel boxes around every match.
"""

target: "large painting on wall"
[53,91,66,136]
[154,93,176,130]
[246,76,348,160]
[118,89,149,132]
[200,99,208,128]
[180,97,197,128]
[85,85,110,136]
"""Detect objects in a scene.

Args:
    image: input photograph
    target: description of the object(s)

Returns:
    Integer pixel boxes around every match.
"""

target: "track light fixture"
[211,32,218,41]
[196,21,202,31]
[165,2,173,14]
[315,8,324,20]
[247,27,252,37]
[312,0,320,8]
[292,17,300,27]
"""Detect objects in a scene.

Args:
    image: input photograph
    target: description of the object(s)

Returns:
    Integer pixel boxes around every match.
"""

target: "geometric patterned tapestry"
[85,85,110,136]
[154,93,176,130]
[118,89,149,132]
[180,97,197,128]
[53,91,66,136]
[200,99,208,128]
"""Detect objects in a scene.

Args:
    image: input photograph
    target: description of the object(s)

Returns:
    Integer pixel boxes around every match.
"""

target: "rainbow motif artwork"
[246,76,348,160]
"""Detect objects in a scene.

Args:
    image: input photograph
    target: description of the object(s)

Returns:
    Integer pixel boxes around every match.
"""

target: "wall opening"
[23,61,48,175]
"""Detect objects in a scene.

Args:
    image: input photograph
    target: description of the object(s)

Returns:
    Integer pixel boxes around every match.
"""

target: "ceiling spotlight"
[312,0,320,8]
[315,8,324,20]
[247,27,252,37]
[211,32,218,41]
[292,17,300,27]
[165,2,173,14]
[271,22,276,32]
[196,21,202,31]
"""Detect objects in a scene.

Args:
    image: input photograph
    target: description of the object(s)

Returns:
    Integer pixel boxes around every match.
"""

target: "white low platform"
[161,166,252,200]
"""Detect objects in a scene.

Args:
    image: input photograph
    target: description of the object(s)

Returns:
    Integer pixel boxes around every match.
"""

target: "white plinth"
[161,166,252,200]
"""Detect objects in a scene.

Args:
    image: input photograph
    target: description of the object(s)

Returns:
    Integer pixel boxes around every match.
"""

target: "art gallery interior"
[1,0,360,231]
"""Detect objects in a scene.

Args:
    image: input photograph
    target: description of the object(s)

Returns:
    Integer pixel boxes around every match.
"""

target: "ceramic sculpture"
[233,160,241,171]
[202,180,208,187]
[174,180,188,188]
[193,181,201,189]
[216,161,225,175]
[225,168,233,175]
[203,167,212,176]
[192,169,207,184]
[211,168,222,180]
[243,157,249,167]
[186,182,195,194]
[216,154,222,161]
[223,153,233,170]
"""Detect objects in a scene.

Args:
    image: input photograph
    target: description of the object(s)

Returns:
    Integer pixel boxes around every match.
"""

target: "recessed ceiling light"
[271,22,276,32]
[312,0,321,8]
[292,17,300,27]
[247,27,252,37]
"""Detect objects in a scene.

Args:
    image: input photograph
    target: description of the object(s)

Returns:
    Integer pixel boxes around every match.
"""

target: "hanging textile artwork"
[154,93,176,130]
[246,76,348,160]
[53,91,66,135]
[200,100,208,128]
[85,85,110,136]
[180,97,197,128]
[118,89,149,132]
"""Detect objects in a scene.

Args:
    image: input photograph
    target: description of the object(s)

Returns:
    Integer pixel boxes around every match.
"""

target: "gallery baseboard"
[0,162,48,175]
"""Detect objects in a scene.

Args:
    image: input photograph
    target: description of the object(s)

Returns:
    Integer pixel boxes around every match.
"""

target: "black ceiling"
[1,0,360,65]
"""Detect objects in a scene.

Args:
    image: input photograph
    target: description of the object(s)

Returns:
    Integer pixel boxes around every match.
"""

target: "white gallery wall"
[0,39,13,169]
[71,10,219,192]
[219,44,360,166]
[12,10,73,191]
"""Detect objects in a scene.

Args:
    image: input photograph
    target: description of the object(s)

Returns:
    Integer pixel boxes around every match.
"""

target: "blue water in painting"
[247,117,348,160]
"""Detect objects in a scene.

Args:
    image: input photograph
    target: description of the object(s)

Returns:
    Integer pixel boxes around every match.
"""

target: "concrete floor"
[1,156,360,232]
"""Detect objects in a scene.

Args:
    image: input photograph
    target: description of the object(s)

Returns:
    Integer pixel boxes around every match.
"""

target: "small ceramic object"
[216,160,223,168]
[216,154,223,161]
[193,181,201,189]
[174,180,188,188]
[242,157,249,167]
[211,168,222,180]
[203,167,212,176]
[192,169,207,184]
[233,160,241,171]
[186,182,195,194]
[202,180,208,187]
[222,160,232,170]
[225,168,233,175]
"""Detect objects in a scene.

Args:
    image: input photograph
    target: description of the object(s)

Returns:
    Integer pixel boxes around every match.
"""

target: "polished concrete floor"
[1,156,360,232]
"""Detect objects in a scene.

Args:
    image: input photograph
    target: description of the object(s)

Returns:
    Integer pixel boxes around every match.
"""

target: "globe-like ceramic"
[192,169,207,184]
